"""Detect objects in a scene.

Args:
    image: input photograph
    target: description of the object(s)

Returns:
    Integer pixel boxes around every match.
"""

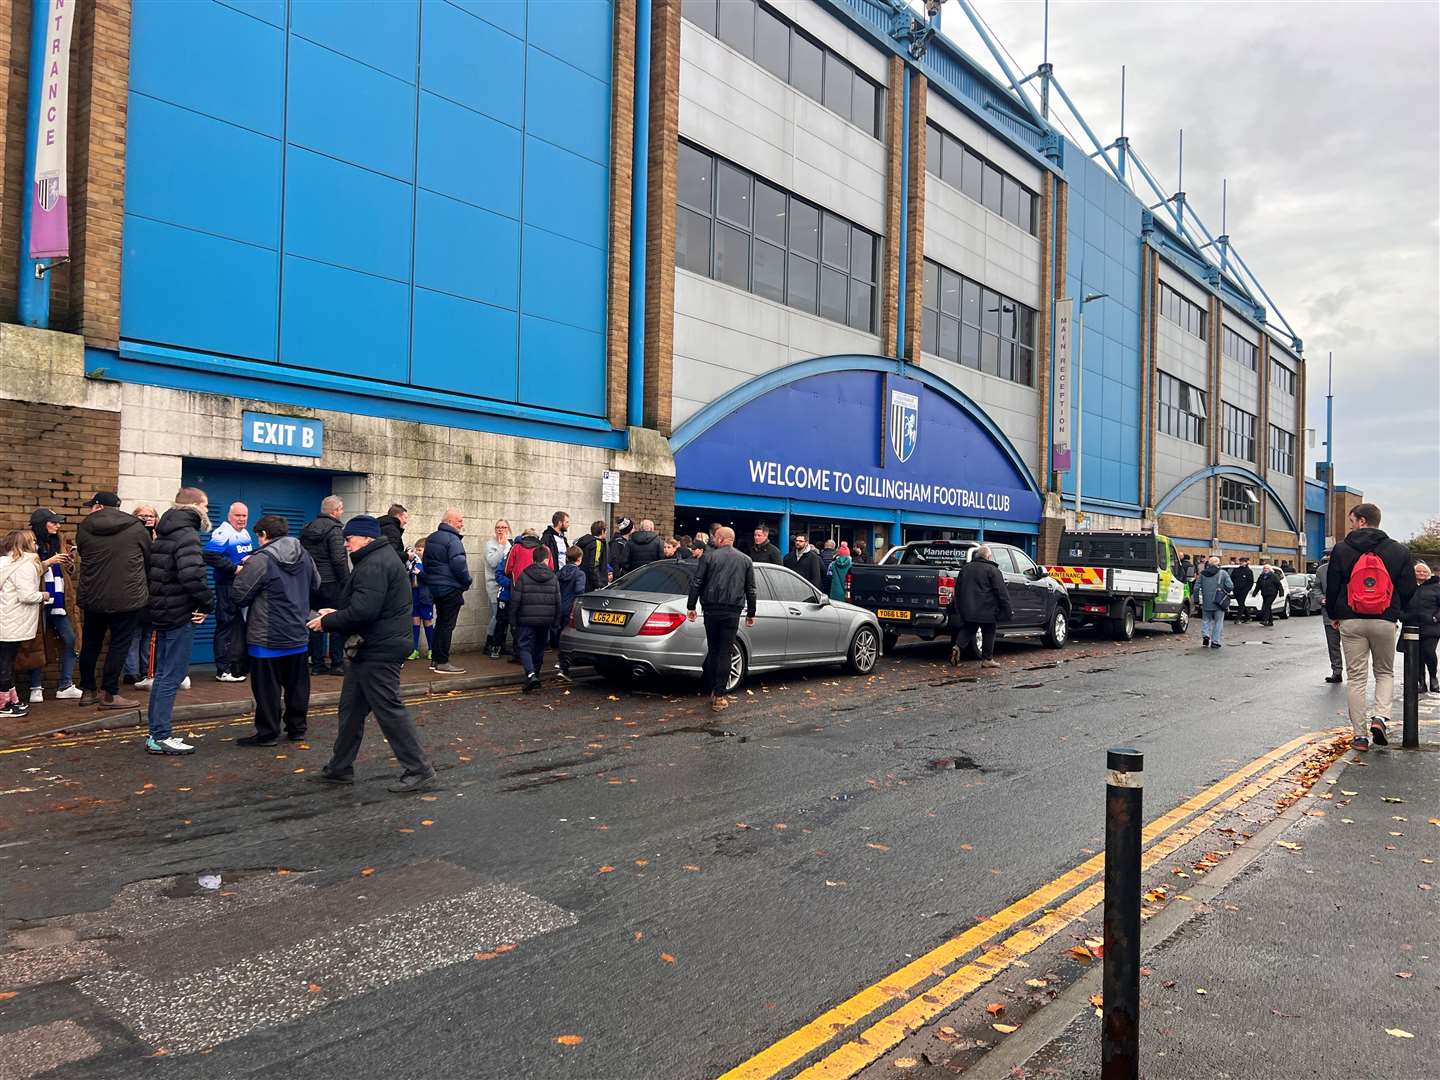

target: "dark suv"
[846,539,1070,654]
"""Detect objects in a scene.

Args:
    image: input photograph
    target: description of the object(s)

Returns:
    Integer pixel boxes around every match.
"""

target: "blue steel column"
[18,0,51,328]
[779,506,791,552]
[894,72,910,365]
[627,0,652,427]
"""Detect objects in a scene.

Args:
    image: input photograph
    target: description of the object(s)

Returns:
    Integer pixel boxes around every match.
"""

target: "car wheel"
[722,640,748,694]
[1280,601,1290,620]
[593,660,635,686]
[1043,606,1069,648]
[846,626,880,674]
[1110,603,1136,642]
[881,630,899,654]
[962,624,985,661]
[1172,604,1190,634]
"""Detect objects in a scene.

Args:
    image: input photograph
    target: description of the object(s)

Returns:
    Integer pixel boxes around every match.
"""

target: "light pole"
[1073,291,1108,526]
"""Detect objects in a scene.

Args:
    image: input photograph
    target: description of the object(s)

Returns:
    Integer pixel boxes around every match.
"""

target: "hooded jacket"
[0,554,46,643]
[377,514,406,560]
[783,546,824,591]
[621,530,663,575]
[1194,563,1234,613]
[957,556,1012,625]
[75,507,151,613]
[300,515,350,588]
[505,534,545,581]
[321,540,412,663]
[829,554,853,600]
[1325,527,1417,622]
[576,533,608,590]
[147,506,216,631]
[556,561,587,628]
[425,522,473,599]
[1404,577,1440,639]
[232,536,321,656]
[511,560,561,628]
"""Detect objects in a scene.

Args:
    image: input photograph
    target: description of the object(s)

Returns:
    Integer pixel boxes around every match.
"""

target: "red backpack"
[1346,551,1394,615]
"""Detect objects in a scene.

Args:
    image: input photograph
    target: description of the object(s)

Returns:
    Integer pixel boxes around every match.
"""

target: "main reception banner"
[675,369,1042,525]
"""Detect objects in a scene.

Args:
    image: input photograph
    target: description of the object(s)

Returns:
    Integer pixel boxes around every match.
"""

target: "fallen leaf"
[1385,1028,1414,1039]
[398,827,415,834]
[660,953,676,964]
[1382,797,1404,804]
[1276,841,1302,851]
[960,843,974,851]
[633,931,643,942]
[992,1023,1019,1034]
[682,865,702,872]
[1070,946,1094,961]
[421,819,434,827]
[1195,988,1208,995]
[1395,972,1414,979]
[866,842,890,852]
[893,1058,918,1070]
[359,867,375,877]
[276,869,291,876]
[1084,938,1103,949]
[420,795,438,802]
[1089,994,1103,1008]
[1024,978,1048,989]
[0,992,16,1001]
[1341,790,1359,796]
[1140,967,1154,977]
[1428,818,1440,827]
[634,859,649,868]
[555,1034,584,1046]
[1162,980,1177,989]
[985,1002,1005,1016]
[597,866,614,874]
[307,983,322,993]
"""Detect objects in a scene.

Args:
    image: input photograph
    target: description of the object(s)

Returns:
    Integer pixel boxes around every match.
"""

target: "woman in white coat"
[0,530,50,718]
[483,519,512,658]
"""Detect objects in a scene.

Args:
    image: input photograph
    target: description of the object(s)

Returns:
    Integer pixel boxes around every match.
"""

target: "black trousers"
[431,592,464,664]
[0,640,19,694]
[1259,594,1278,625]
[309,581,346,670]
[948,620,996,660]
[78,608,141,695]
[700,605,742,696]
[213,575,248,675]
[250,653,312,739]
[325,659,431,779]
[1421,637,1438,685]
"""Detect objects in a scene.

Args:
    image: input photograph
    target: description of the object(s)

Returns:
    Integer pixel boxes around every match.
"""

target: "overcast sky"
[937,0,1439,541]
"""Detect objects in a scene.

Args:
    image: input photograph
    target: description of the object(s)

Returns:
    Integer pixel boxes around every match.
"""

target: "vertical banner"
[29,0,76,259]
[1051,298,1073,473]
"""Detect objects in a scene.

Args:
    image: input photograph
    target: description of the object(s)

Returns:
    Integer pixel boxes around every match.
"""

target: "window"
[676,141,878,333]
[1156,371,1207,445]
[1219,479,1258,525]
[1010,549,1038,576]
[920,257,1035,387]
[1222,327,1258,370]
[1269,424,1295,476]
[683,1,883,138]
[769,569,819,603]
[923,121,1037,235]
[1220,401,1257,462]
[614,561,695,594]
[1270,360,1296,397]
[1159,282,1207,342]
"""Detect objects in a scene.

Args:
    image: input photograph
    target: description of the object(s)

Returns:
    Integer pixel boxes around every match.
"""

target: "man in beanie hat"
[309,516,435,792]
[608,517,633,584]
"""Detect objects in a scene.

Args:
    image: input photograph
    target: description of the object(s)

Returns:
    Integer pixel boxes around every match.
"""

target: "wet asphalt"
[0,615,1350,1078]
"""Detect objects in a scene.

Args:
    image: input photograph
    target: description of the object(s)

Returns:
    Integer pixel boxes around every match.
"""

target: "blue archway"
[1154,464,1300,534]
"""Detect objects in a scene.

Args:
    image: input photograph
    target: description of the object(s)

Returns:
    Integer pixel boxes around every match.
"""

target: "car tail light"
[637,612,687,636]
[938,574,955,608]
[570,603,580,629]
[845,572,852,600]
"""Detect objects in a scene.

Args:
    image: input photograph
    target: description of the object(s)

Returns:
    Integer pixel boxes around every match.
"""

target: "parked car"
[1286,572,1323,615]
[1222,564,1290,620]
[559,560,882,693]
[847,539,1070,654]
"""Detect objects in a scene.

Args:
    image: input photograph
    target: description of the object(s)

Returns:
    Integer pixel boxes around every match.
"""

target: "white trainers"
[216,672,246,683]
[134,677,154,690]
[145,736,195,755]
[180,677,192,690]
[54,685,82,700]
[29,688,44,704]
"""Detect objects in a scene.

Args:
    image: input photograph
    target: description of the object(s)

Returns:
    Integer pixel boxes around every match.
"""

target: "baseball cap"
[85,492,121,508]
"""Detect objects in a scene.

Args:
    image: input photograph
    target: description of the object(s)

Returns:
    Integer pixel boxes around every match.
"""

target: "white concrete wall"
[672,270,882,426]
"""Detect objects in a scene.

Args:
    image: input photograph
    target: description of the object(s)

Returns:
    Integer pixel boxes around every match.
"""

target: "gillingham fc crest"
[889,388,919,464]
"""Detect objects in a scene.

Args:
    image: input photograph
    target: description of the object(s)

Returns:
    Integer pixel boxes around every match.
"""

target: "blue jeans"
[29,610,77,690]
[147,623,196,741]
[1202,607,1226,645]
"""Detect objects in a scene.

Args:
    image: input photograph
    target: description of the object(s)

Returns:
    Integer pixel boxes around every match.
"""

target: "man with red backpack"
[1324,502,1417,750]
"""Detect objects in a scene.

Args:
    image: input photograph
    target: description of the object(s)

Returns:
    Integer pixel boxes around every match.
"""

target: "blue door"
[180,461,337,664]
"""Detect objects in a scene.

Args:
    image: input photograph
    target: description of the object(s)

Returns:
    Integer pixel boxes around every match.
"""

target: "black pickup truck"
[846,539,1071,655]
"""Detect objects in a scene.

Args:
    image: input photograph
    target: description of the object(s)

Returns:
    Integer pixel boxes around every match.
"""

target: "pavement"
[0,615,1434,1079]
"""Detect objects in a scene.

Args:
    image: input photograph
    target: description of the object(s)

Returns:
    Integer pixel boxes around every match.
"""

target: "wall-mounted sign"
[1051,298,1073,473]
[242,411,323,458]
[601,469,620,504]
[29,0,76,259]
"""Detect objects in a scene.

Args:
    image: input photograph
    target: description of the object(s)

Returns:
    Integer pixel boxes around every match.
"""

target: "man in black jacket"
[956,545,1012,668]
[784,534,824,590]
[377,504,408,560]
[540,512,570,583]
[144,488,214,755]
[301,495,351,676]
[311,517,435,793]
[1324,502,1418,749]
[750,526,783,565]
[510,546,561,691]
[623,519,663,573]
[686,527,756,712]
[1230,558,1255,622]
[576,521,608,591]
[75,491,152,709]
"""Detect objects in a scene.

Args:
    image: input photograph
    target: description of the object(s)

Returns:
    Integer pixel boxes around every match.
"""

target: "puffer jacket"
[377,514,406,560]
[0,554,46,643]
[147,506,216,630]
[424,522,473,599]
[505,534,545,581]
[321,540,412,663]
[232,536,321,655]
[75,507,151,613]
[1403,577,1440,639]
[300,515,351,588]
[622,530,663,574]
[576,533,607,591]
[1194,564,1234,613]
[510,560,561,627]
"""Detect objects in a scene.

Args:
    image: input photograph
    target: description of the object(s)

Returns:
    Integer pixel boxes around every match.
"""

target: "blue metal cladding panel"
[121,0,612,421]
[1059,138,1144,507]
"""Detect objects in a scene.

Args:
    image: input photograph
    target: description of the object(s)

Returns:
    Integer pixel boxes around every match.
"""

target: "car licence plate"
[589,611,630,626]
[876,609,912,621]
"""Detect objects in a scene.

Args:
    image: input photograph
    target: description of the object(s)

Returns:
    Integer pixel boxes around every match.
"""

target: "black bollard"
[1402,623,1420,750]
[1103,748,1143,1080]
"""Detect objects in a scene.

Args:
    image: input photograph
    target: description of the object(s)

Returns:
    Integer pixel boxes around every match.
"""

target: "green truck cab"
[1043,530,1192,640]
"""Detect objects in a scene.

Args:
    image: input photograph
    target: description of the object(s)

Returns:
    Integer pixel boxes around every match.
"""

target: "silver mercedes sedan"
[559,559,882,692]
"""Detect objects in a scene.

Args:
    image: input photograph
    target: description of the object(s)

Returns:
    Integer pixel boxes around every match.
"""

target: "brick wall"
[902,74,926,361]
[1,0,33,324]
[617,470,676,536]
[642,0,681,436]
[1217,521,1262,546]
[877,56,903,356]
[0,399,119,532]
[1160,512,1213,554]
[605,0,636,428]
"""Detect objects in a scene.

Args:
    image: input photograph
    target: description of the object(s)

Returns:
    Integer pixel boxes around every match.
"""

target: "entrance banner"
[1051,298,1073,473]
[29,0,76,259]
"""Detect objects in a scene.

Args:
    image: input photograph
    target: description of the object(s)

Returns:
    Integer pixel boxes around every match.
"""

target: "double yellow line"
[722,731,1331,1080]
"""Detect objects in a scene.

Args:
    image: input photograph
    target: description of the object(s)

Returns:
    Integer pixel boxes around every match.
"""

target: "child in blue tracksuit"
[493,557,513,662]
[555,545,588,679]
[408,539,435,661]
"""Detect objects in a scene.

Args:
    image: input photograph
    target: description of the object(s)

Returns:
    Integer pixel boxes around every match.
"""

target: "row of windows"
[1220,401,1257,462]
[1269,424,1295,476]
[1219,478,1258,525]
[1156,371,1207,446]
[924,122,1037,235]
[681,0,882,139]
[1222,326,1258,371]
[920,259,1037,387]
[1159,282,1207,341]
[1270,360,1296,397]
[676,141,878,333]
